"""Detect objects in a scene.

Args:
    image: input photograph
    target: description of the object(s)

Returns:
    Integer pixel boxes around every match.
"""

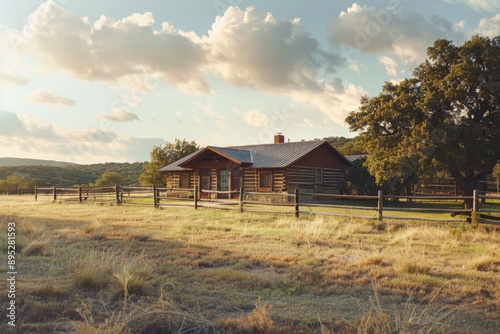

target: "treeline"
[0,162,145,190]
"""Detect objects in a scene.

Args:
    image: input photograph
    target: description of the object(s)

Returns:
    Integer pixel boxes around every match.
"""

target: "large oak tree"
[346,35,500,208]
[139,139,200,186]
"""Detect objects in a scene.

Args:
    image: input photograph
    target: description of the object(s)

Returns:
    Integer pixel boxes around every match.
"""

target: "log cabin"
[158,134,352,200]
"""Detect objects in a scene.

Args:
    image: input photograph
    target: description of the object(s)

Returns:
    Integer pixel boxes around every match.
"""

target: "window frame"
[314,168,323,184]
[258,171,273,192]
[218,169,229,192]
[179,172,190,189]
[199,168,211,191]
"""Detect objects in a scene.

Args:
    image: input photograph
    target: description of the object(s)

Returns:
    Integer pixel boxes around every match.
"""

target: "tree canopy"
[0,162,144,187]
[345,35,500,207]
[94,171,124,186]
[140,139,200,186]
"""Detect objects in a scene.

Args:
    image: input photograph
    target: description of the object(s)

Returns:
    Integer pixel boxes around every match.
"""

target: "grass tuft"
[466,254,499,272]
[22,239,54,256]
[356,286,460,334]
[218,298,276,333]
[395,262,432,275]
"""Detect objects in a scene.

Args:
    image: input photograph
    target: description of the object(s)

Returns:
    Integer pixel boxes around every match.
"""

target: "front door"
[200,168,210,199]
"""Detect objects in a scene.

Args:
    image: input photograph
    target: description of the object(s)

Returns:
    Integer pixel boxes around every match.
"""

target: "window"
[315,168,322,184]
[218,169,229,199]
[259,171,273,191]
[231,169,241,191]
[180,173,190,189]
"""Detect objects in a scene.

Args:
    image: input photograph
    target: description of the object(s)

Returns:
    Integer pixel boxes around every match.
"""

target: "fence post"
[115,185,121,206]
[53,186,57,201]
[35,186,38,201]
[153,185,158,208]
[472,189,479,213]
[377,190,383,221]
[294,188,299,218]
[194,185,198,209]
[239,187,244,212]
[78,187,82,203]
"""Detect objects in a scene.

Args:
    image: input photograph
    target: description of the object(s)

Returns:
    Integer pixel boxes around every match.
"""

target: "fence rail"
[34,186,500,224]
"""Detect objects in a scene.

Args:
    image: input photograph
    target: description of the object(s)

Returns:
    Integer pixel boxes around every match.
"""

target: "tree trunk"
[451,170,487,210]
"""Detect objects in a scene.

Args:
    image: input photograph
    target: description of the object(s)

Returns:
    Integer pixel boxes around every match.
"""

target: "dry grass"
[356,286,460,334]
[22,238,54,256]
[1,195,499,333]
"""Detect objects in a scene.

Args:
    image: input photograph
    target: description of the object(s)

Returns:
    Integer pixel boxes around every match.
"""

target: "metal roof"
[207,146,253,164]
[226,141,325,168]
[158,140,352,172]
[157,149,202,172]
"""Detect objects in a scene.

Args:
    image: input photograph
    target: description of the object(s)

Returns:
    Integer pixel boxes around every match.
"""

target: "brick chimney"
[274,133,285,144]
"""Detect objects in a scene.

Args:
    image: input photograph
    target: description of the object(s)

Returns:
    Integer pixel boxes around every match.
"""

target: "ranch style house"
[158,134,352,200]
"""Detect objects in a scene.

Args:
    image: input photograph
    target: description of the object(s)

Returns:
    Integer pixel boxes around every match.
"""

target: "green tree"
[94,171,124,186]
[0,175,29,193]
[343,157,377,195]
[29,178,47,189]
[492,163,500,178]
[346,35,500,207]
[321,136,352,149]
[140,139,200,186]
[336,135,368,156]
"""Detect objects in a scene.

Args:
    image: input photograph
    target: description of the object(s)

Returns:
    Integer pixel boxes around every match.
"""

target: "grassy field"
[1,196,499,333]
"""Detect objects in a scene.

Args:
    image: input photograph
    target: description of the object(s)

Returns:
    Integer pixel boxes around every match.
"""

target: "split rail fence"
[35,185,500,224]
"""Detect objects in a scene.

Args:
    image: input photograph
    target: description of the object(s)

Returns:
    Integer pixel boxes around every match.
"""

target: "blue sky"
[0,0,499,163]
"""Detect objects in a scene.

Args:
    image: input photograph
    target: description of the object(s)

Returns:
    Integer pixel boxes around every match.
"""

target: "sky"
[0,0,499,164]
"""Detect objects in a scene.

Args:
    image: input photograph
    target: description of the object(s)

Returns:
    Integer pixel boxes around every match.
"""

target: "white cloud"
[0,70,29,88]
[98,108,140,122]
[204,6,344,92]
[347,59,363,74]
[215,118,226,128]
[204,6,361,125]
[444,0,500,12]
[0,110,162,163]
[302,118,314,128]
[290,81,367,124]
[475,13,500,37]
[243,109,269,128]
[329,3,466,64]
[379,56,398,77]
[197,101,216,117]
[192,114,203,125]
[4,4,380,128]
[17,1,209,93]
[29,88,75,106]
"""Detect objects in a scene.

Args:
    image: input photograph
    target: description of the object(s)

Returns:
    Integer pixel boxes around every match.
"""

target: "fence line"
[34,186,500,224]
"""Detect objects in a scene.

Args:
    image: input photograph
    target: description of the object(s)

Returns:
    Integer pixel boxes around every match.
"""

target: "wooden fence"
[0,187,35,195]
[414,179,499,196]
[34,186,500,224]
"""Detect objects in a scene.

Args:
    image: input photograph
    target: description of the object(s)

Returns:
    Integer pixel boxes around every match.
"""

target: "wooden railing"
[34,186,500,224]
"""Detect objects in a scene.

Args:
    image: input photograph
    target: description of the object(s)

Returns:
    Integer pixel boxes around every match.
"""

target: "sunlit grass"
[0,195,499,333]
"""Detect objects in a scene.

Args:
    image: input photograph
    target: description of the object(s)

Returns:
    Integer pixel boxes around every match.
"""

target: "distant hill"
[0,157,78,167]
[0,161,146,186]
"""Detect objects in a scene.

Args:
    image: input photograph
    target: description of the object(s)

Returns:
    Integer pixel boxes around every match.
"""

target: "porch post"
[294,188,299,218]
[239,187,244,212]
[194,185,198,209]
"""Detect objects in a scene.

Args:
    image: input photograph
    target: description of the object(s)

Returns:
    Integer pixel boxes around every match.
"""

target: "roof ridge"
[227,139,326,149]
